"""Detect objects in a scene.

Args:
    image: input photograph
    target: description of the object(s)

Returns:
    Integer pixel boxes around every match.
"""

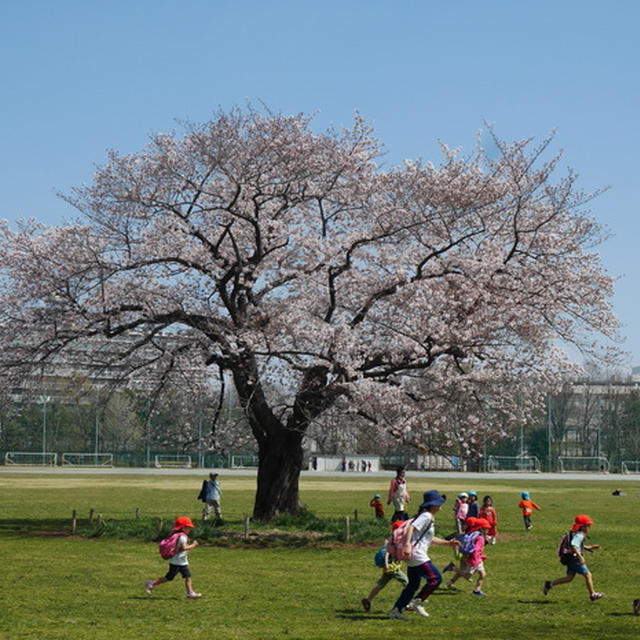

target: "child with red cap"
[442,517,491,596]
[145,516,202,599]
[542,514,602,602]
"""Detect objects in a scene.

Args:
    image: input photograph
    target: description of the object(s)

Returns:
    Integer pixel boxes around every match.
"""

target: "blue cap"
[420,490,446,508]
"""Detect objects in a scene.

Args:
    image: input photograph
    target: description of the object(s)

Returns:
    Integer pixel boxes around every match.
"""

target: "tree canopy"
[0,108,619,518]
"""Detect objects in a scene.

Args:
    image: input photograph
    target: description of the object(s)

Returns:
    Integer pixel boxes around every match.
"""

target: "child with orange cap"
[542,514,603,602]
[145,516,202,599]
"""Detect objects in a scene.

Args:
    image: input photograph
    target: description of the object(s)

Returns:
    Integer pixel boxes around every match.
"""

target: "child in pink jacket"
[443,517,490,596]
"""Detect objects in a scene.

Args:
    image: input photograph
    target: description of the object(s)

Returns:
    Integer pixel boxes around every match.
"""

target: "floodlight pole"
[41,393,49,457]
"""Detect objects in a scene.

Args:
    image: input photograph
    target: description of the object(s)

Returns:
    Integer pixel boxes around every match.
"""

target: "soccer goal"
[231,454,259,468]
[5,451,58,466]
[621,460,640,474]
[557,456,609,473]
[61,452,114,467]
[487,455,541,473]
[154,454,192,468]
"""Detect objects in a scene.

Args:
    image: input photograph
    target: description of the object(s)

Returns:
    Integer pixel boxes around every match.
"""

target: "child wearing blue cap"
[388,490,459,620]
[518,491,541,530]
[370,493,385,519]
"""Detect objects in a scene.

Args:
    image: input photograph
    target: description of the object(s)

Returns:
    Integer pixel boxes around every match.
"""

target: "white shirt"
[169,533,189,566]
[408,511,435,566]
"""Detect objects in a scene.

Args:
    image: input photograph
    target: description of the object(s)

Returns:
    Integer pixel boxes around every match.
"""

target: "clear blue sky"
[2,0,638,367]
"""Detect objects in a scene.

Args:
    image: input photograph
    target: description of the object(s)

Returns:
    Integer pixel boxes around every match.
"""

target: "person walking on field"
[543,514,603,602]
[388,490,459,620]
[145,516,202,599]
[388,467,411,521]
[198,472,222,521]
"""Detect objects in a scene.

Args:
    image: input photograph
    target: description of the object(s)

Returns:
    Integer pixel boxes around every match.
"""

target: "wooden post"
[135,508,140,520]
[88,508,94,524]
[71,509,77,535]
[343,516,350,542]
[157,517,163,532]
[244,515,250,540]
[97,514,103,528]
[354,509,358,521]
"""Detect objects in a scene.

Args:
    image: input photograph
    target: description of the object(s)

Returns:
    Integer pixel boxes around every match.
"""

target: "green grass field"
[2,471,640,639]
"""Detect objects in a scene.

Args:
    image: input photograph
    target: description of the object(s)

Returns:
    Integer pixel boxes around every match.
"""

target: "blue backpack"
[373,545,387,567]
[456,530,479,556]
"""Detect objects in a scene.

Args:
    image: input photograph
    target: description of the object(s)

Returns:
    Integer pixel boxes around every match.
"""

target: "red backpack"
[158,532,183,559]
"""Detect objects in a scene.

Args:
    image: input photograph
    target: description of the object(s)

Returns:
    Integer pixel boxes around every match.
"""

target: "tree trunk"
[252,427,304,520]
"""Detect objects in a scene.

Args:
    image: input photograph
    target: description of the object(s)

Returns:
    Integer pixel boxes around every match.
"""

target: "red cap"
[173,516,195,530]
[391,520,405,530]
[571,514,594,530]
[468,517,491,533]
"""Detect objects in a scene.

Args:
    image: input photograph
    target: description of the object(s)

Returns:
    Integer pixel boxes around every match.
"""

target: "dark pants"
[393,561,442,611]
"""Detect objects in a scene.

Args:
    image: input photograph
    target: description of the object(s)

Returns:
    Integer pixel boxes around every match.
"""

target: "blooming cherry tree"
[0,108,618,519]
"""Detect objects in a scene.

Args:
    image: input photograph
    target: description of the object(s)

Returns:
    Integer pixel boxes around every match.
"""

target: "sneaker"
[542,581,552,596]
[144,580,155,595]
[361,598,371,612]
[186,591,202,599]
[472,590,487,597]
[388,607,409,621]
[408,599,429,617]
[589,592,603,602]
[442,562,455,573]
[633,598,640,615]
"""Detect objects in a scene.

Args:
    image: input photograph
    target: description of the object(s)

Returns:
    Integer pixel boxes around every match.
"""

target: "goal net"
[5,451,58,466]
[557,456,609,473]
[487,455,541,473]
[231,454,259,468]
[154,454,192,468]
[621,460,640,474]
[61,452,114,467]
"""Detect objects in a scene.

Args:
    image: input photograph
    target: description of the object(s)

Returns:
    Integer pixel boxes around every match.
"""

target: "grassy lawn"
[2,471,640,639]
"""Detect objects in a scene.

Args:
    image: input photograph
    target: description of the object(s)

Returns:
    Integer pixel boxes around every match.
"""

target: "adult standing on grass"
[388,467,411,522]
[543,514,603,602]
[145,516,202,599]
[198,472,222,521]
[388,490,459,620]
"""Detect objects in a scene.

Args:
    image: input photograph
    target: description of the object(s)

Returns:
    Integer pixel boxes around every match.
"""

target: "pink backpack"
[158,532,182,559]
[386,516,429,561]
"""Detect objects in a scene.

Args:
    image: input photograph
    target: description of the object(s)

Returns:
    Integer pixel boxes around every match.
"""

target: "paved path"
[0,466,636,482]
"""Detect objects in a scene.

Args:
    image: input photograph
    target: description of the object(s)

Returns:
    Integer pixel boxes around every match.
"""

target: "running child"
[361,521,408,612]
[388,490,459,620]
[542,514,603,602]
[518,491,541,530]
[442,517,490,596]
[145,516,202,599]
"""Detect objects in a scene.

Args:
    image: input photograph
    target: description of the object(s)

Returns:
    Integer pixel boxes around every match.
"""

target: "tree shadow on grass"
[516,599,554,605]
[0,518,71,536]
